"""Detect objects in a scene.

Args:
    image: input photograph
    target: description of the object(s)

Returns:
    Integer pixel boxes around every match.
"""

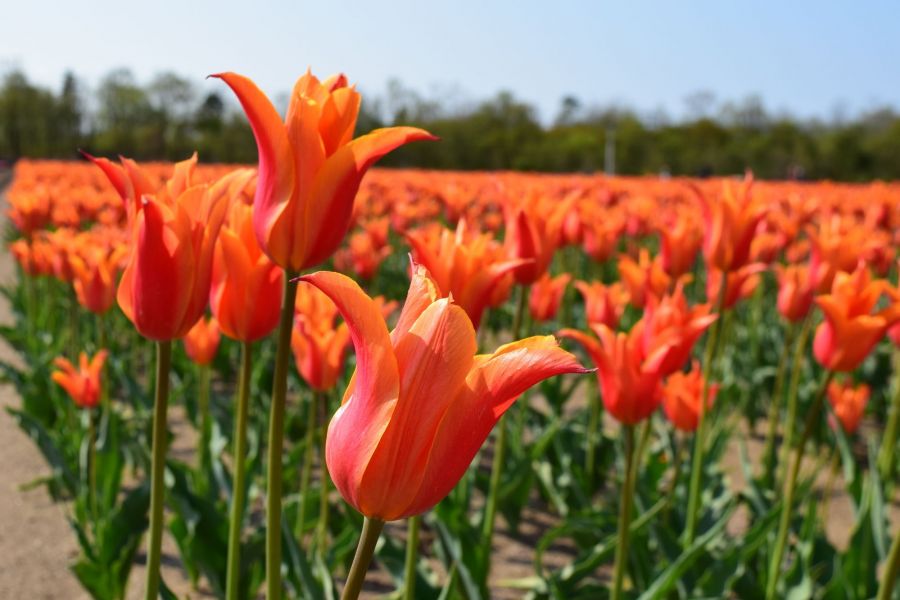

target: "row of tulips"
[4,69,900,599]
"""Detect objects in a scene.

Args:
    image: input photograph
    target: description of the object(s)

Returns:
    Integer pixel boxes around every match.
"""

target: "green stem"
[683,273,727,545]
[611,425,636,600]
[88,410,97,524]
[198,364,211,476]
[876,524,900,600]
[878,348,900,482]
[342,517,385,600]
[761,322,796,484]
[297,389,321,540]
[403,515,421,600]
[144,340,172,600]
[662,433,684,522]
[481,283,529,552]
[778,315,814,487]
[267,274,298,600]
[585,387,601,493]
[316,390,331,551]
[226,342,253,600]
[23,270,36,345]
[766,370,834,600]
[98,314,110,412]
[68,285,80,358]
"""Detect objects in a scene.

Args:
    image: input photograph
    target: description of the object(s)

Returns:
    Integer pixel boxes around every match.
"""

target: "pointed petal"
[391,260,442,344]
[400,336,588,517]
[82,152,129,201]
[303,126,436,268]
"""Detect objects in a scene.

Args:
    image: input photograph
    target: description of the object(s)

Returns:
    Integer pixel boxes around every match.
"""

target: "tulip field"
[4,71,900,600]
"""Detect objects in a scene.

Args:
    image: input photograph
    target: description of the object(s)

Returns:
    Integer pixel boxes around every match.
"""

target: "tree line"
[2,68,899,181]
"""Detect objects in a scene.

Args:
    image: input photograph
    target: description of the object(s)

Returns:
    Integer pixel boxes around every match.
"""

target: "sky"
[3,1,900,123]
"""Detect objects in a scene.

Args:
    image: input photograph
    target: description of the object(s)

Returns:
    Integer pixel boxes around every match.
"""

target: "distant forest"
[1,68,899,181]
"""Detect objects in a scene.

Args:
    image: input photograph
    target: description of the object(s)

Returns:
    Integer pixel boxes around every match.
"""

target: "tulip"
[618,249,671,309]
[775,263,815,323]
[334,229,392,281]
[301,264,587,598]
[69,244,127,315]
[694,176,765,273]
[658,212,702,278]
[529,272,571,323]
[291,282,352,392]
[504,193,572,285]
[183,316,221,366]
[118,185,228,341]
[827,379,869,435]
[705,263,766,310]
[575,280,628,330]
[210,201,284,342]
[661,362,718,432]
[213,70,435,272]
[52,350,108,410]
[813,264,900,372]
[406,220,527,329]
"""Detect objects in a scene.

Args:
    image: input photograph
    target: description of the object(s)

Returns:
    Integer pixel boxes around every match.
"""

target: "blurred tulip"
[334,229,392,281]
[694,176,765,272]
[214,70,435,272]
[52,350,108,410]
[658,212,702,278]
[407,220,527,329]
[529,273,571,323]
[183,316,221,366]
[117,185,228,341]
[775,263,815,323]
[618,249,671,309]
[813,264,900,372]
[706,263,766,309]
[504,193,573,285]
[662,362,718,432]
[560,323,665,425]
[301,264,588,520]
[575,280,628,330]
[70,244,127,315]
[827,379,869,435]
[210,201,284,342]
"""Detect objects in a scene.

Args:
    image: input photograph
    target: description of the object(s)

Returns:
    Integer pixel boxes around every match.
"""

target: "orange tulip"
[827,379,869,434]
[661,362,718,432]
[529,273,571,323]
[334,229,392,281]
[706,263,766,309]
[406,220,527,329]
[291,282,352,392]
[52,350,108,409]
[117,183,228,341]
[183,316,221,366]
[504,193,572,285]
[210,200,283,342]
[560,322,664,425]
[213,70,435,272]
[658,211,701,278]
[300,264,588,520]
[813,264,900,372]
[618,249,671,309]
[70,244,127,315]
[694,176,765,272]
[574,280,628,330]
[775,263,815,323]
[635,283,717,376]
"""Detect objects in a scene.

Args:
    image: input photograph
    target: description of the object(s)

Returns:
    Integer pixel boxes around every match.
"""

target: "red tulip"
[183,316,221,366]
[52,350,108,410]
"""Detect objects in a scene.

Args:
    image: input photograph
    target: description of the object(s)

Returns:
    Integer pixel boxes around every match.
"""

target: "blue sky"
[3,1,899,122]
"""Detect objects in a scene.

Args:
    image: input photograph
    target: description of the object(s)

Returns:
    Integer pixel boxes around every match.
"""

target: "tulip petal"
[359,299,476,519]
[82,152,129,202]
[391,261,442,344]
[299,271,400,512]
[212,72,297,266]
[401,336,588,517]
[303,126,436,268]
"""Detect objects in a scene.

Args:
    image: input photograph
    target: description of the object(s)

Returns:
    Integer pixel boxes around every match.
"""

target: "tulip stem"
[877,348,900,482]
[403,515,420,600]
[611,424,636,600]
[585,384,602,493]
[87,409,97,524]
[98,313,110,411]
[226,341,253,600]
[778,315,814,487]
[316,391,331,552]
[876,524,900,600]
[481,283,529,560]
[297,389,320,541]
[761,322,796,485]
[144,340,172,600]
[23,271,36,345]
[266,274,299,600]
[342,517,385,600]
[683,274,727,546]
[766,369,834,600]
[198,364,211,478]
